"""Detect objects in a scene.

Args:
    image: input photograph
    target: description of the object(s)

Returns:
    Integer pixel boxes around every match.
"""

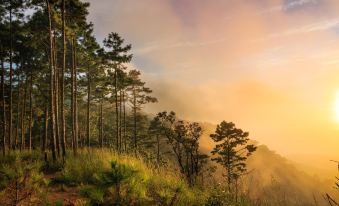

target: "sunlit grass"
[0,149,257,205]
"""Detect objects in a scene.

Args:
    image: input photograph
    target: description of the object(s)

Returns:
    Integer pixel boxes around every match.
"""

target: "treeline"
[0,0,257,201]
[0,0,158,158]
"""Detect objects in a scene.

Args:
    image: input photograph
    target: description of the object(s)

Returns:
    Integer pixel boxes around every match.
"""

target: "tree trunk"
[114,69,119,152]
[100,99,103,148]
[28,74,33,152]
[20,79,27,150]
[74,39,78,153]
[157,135,160,164]
[15,73,21,150]
[227,145,231,194]
[8,1,13,151]
[87,66,90,147]
[133,89,137,154]
[53,32,60,157]
[119,89,122,152]
[71,37,78,155]
[1,46,6,156]
[123,91,126,152]
[43,104,48,160]
[46,0,57,161]
[60,0,66,158]
[71,39,75,153]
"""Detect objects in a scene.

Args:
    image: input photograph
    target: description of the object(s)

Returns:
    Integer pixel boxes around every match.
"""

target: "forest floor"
[46,184,86,206]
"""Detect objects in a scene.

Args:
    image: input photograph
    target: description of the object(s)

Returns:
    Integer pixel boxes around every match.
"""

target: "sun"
[334,92,339,121]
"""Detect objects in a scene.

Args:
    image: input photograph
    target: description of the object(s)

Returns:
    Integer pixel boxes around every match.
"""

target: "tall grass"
[59,149,207,205]
[0,149,257,205]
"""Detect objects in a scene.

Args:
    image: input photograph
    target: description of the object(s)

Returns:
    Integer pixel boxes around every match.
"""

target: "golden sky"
[86,0,339,158]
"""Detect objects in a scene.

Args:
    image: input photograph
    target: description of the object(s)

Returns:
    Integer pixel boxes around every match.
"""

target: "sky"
[84,0,339,159]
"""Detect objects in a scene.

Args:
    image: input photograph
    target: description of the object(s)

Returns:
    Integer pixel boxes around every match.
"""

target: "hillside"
[0,150,208,206]
[199,122,339,205]
[0,128,337,205]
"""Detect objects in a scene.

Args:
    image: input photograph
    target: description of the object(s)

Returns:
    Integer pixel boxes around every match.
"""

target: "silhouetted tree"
[150,111,208,185]
[210,121,256,196]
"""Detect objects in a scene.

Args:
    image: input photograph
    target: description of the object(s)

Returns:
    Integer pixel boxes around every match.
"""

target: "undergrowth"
[0,149,257,206]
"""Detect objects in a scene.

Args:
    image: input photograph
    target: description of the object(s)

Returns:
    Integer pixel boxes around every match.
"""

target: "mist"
[85,0,339,162]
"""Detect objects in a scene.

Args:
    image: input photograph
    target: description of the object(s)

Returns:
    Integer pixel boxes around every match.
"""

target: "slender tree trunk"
[123,91,126,152]
[9,2,13,151]
[46,0,57,161]
[114,69,119,152]
[60,0,66,157]
[53,32,60,157]
[1,46,6,156]
[87,66,90,147]
[100,99,103,148]
[71,39,75,153]
[20,79,27,151]
[119,89,122,152]
[14,73,20,150]
[28,73,33,152]
[74,39,78,153]
[133,89,137,153]
[71,37,77,155]
[157,134,160,164]
[43,104,48,161]
[227,145,231,194]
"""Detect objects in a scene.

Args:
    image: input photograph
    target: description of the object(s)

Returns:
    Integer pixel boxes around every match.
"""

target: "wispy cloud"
[284,0,318,10]
[268,18,339,38]
[262,0,318,13]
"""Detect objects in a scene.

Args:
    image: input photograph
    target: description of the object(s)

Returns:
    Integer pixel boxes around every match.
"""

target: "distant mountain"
[199,122,338,205]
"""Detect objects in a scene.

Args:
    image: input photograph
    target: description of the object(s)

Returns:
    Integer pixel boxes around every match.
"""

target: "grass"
[0,150,48,205]
[60,149,208,205]
[0,149,257,206]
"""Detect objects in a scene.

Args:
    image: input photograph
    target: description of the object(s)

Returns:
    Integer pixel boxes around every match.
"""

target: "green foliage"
[99,160,138,187]
[80,186,105,205]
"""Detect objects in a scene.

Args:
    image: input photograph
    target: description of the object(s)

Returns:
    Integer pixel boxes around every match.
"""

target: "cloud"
[268,18,339,38]
[85,0,339,157]
[284,0,318,11]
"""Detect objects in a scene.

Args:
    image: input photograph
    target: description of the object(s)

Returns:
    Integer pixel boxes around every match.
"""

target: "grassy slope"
[0,149,211,206]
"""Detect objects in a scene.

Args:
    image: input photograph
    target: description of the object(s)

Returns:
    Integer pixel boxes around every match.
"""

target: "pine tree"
[102,32,132,152]
[45,0,57,161]
[210,121,256,195]
[127,70,157,153]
